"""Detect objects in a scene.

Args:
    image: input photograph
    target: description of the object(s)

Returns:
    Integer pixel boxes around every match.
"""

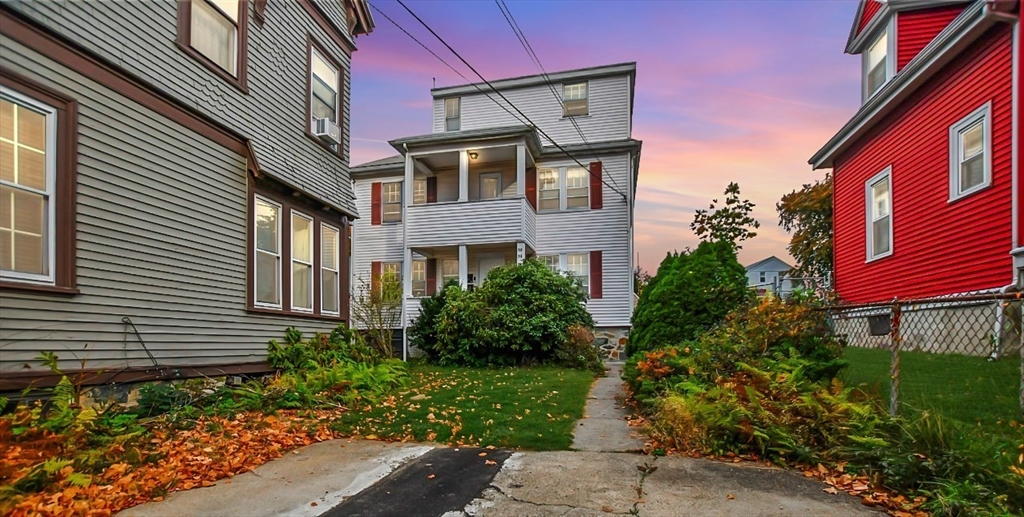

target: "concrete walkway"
[571,362,645,452]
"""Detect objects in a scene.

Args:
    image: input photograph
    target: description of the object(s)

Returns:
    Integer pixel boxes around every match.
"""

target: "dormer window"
[863,28,891,100]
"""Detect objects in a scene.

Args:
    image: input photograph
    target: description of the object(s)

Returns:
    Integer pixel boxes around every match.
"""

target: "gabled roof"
[845,0,885,53]
[745,256,793,272]
[349,0,375,36]
[845,0,974,54]
[350,154,403,175]
[430,62,636,98]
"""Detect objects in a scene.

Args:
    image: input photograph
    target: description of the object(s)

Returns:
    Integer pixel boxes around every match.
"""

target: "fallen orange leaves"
[2,409,349,516]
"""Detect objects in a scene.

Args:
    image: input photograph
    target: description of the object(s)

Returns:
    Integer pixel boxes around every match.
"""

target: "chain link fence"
[823,292,1023,426]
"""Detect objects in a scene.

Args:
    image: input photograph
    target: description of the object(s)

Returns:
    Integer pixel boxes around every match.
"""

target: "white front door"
[478,255,506,283]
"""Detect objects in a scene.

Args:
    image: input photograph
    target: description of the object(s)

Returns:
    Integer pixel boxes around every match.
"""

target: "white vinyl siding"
[320,223,340,315]
[290,211,313,312]
[431,74,631,146]
[0,88,56,284]
[254,196,282,308]
[948,103,992,201]
[866,167,893,261]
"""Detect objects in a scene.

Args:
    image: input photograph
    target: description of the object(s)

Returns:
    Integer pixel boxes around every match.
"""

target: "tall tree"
[691,182,760,249]
[776,173,833,279]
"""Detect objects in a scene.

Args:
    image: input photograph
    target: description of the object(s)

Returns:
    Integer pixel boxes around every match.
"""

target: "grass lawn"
[842,347,1020,429]
[329,365,595,450]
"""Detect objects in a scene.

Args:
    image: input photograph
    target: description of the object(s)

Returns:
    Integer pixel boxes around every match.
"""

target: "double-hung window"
[445,97,460,131]
[565,167,589,209]
[411,259,427,297]
[321,223,340,315]
[413,178,427,205]
[442,259,459,286]
[291,211,313,312]
[383,182,402,222]
[178,0,247,89]
[866,168,893,261]
[562,82,588,116]
[759,272,766,283]
[538,169,560,211]
[538,255,560,274]
[1,90,54,283]
[254,196,282,307]
[565,253,589,292]
[382,261,401,281]
[949,103,992,200]
[309,44,340,149]
[863,28,891,100]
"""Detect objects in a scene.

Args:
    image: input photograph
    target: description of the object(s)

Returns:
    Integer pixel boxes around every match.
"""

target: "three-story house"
[350,63,641,360]
[0,0,374,390]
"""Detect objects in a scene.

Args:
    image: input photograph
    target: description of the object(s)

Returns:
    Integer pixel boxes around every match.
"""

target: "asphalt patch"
[323,447,512,517]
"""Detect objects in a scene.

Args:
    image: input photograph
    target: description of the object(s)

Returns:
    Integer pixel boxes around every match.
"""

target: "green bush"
[554,325,605,375]
[417,259,596,369]
[408,279,459,362]
[628,240,750,357]
[268,324,378,372]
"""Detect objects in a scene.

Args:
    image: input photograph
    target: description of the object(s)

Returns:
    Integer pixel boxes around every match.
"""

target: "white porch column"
[404,153,415,208]
[458,150,469,202]
[458,244,468,287]
[516,144,526,198]
[516,242,526,264]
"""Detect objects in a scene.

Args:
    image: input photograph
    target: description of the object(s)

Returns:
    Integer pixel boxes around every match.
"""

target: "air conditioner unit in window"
[313,118,341,145]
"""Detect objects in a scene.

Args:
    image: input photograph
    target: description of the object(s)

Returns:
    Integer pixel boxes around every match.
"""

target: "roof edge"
[810,0,990,169]
[430,62,636,98]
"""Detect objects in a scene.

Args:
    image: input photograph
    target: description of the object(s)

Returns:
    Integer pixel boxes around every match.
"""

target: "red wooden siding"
[370,261,382,293]
[589,162,603,209]
[370,182,382,225]
[858,0,883,34]
[590,250,603,299]
[895,5,965,71]
[525,167,537,209]
[426,258,437,294]
[1019,22,1024,249]
[426,176,437,203]
[833,26,1014,303]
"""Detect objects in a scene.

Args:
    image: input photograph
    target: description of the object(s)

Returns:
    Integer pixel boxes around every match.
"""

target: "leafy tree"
[627,241,750,357]
[691,182,760,249]
[776,174,833,279]
[351,270,401,358]
[633,266,651,296]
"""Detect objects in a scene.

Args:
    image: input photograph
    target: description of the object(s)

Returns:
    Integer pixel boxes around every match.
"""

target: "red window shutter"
[371,182,382,225]
[589,162,603,209]
[525,167,537,209]
[426,177,437,203]
[590,250,603,299]
[426,258,437,294]
[371,261,382,294]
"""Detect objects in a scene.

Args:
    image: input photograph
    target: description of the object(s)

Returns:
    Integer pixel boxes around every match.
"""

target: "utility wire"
[392,0,627,201]
[494,0,623,192]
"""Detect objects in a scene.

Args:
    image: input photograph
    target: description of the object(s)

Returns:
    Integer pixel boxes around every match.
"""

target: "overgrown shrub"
[416,260,597,369]
[268,324,378,372]
[407,279,459,362]
[627,240,750,357]
[554,325,604,375]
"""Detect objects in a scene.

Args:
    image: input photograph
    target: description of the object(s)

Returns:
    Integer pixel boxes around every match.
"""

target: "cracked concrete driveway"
[119,364,881,516]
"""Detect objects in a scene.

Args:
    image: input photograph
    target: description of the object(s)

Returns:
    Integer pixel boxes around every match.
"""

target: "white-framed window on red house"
[862,22,894,102]
[948,102,992,202]
[865,167,893,262]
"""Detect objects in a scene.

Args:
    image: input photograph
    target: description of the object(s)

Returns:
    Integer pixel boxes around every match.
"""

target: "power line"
[493,0,623,192]
[391,0,627,201]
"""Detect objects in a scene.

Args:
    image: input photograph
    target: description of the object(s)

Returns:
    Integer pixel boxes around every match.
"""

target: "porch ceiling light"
[468,151,479,160]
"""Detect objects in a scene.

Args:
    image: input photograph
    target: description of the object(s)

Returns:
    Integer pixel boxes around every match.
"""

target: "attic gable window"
[863,27,892,100]
[562,82,588,117]
[445,97,460,131]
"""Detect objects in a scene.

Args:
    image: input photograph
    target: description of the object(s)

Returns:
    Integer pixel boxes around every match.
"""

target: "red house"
[810,0,1022,305]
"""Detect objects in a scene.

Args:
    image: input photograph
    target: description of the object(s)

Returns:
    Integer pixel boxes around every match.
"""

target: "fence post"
[889,302,902,418]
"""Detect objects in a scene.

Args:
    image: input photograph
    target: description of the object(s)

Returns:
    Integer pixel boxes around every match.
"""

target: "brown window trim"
[246,177,350,322]
[176,0,250,94]
[305,35,345,158]
[0,67,78,296]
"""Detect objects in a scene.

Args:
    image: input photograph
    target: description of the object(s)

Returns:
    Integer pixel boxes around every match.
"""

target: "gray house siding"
[0,38,342,374]
[4,0,358,215]
[431,74,632,147]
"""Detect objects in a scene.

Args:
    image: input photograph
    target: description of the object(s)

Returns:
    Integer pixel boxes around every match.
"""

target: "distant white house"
[745,256,794,296]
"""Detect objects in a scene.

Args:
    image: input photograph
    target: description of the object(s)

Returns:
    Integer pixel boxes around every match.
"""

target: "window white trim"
[861,20,896,103]
[948,102,993,202]
[290,210,314,313]
[0,87,57,285]
[253,195,282,309]
[411,259,427,297]
[562,81,589,117]
[536,164,590,212]
[441,258,459,288]
[412,178,427,205]
[382,181,402,222]
[309,46,340,129]
[320,222,341,316]
[444,97,460,132]
[865,167,893,262]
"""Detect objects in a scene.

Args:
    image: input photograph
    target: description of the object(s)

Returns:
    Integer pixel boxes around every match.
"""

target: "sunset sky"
[349,0,861,273]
